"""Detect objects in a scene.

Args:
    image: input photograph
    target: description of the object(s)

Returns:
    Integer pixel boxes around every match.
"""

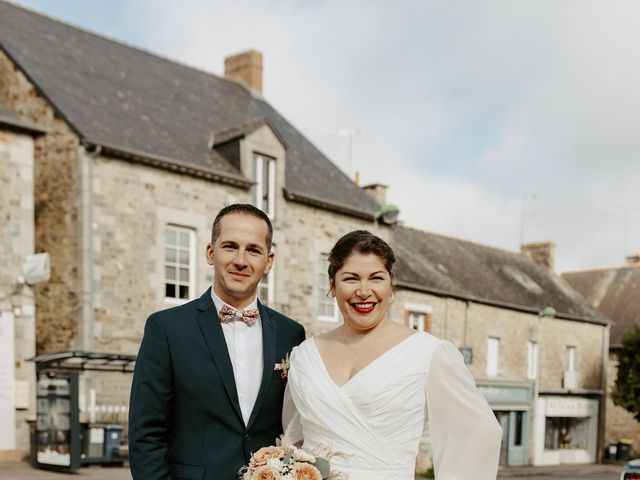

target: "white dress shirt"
[211,289,264,426]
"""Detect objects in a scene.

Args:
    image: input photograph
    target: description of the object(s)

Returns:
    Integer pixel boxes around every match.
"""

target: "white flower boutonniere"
[274,353,290,382]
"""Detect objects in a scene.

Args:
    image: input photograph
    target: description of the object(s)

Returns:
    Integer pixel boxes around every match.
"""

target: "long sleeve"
[425,340,502,480]
[281,382,303,444]
[128,314,174,480]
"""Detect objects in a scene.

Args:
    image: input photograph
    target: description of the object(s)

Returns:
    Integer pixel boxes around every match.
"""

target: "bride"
[283,230,502,479]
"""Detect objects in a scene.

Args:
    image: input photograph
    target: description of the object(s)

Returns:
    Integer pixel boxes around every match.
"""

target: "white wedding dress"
[283,332,502,480]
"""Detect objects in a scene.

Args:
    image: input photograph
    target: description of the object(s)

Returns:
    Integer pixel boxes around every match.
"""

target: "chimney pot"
[224,49,263,93]
[521,241,556,271]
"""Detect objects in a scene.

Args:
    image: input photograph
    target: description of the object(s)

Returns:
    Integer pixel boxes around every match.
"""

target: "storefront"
[532,395,599,465]
[477,381,533,466]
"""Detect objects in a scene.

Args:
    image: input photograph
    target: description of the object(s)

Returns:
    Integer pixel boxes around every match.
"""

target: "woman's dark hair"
[327,230,396,281]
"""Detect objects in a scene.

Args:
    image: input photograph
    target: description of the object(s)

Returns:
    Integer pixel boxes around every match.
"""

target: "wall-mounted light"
[374,204,400,225]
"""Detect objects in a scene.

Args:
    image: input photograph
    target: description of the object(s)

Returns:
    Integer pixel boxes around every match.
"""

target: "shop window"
[514,411,524,446]
[544,417,590,450]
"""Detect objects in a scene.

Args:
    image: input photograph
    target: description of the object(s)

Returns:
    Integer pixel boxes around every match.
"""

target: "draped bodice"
[284,332,502,480]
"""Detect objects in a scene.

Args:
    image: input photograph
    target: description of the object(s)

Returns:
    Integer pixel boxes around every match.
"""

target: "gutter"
[395,279,611,326]
[283,189,375,221]
[84,140,253,189]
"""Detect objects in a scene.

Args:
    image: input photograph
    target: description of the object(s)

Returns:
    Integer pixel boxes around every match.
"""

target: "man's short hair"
[211,204,273,251]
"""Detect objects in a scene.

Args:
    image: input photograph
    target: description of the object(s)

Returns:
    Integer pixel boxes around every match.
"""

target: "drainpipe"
[596,324,610,463]
[79,143,100,420]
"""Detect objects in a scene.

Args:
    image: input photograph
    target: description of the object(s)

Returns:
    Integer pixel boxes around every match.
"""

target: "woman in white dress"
[283,230,502,480]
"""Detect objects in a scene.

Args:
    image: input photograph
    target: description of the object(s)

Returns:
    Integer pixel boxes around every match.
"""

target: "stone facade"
[605,351,640,456]
[0,49,82,354]
[0,126,37,459]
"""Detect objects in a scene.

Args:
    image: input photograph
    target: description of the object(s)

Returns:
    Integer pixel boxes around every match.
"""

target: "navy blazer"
[128,288,305,480]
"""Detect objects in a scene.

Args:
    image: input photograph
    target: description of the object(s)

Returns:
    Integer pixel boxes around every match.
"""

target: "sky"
[13,0,640,272]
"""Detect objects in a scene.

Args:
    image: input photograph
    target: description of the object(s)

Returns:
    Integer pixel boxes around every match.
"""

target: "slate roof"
[0,104,46,134]
[0,1,379,217]
[562,266,640,347]
[393,226,607,324]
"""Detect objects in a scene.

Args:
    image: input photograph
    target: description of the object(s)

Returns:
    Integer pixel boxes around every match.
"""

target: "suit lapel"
[246,301,277,430]
[196,288,243,424]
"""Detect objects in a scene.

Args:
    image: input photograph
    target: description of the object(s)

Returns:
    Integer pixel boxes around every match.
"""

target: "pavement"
[0,460,627,479]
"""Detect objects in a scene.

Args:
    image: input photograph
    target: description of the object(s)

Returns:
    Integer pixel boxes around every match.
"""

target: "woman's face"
[331,252,392,332]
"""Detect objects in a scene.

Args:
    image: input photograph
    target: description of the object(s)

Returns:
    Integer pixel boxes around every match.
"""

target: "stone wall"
[0,127,37,458]
[605,351,640,456]
[0,50,82,353]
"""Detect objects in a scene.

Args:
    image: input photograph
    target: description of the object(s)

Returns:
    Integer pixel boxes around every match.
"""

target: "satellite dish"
[22,253,51,285]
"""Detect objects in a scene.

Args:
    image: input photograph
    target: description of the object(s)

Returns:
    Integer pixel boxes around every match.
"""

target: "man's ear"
[264,248,275,274]
[205,242,215,265]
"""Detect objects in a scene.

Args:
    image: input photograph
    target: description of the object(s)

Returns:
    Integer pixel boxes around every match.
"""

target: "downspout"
[79,143,100,421]
[596,324,610,463]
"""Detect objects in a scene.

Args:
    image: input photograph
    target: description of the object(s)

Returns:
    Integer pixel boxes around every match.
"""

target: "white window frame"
[317,253,339,323]
[527,340,539,380]
[486,336,499,377]
[566,345,576,372]
[404,303,432,332]
[258,243,275,306]
[254,153,276,219]
[164,225,196,305]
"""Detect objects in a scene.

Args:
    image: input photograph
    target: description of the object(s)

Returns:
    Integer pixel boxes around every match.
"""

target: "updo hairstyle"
[327,230,396,284]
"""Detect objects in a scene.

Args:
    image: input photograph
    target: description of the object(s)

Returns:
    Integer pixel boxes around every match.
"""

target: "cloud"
[15,0,640,270]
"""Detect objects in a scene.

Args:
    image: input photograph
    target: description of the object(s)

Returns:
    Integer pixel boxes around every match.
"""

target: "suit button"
[244,433,250,440]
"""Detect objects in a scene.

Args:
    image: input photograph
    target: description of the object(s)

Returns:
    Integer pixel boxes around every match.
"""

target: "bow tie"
[218,304,259,327]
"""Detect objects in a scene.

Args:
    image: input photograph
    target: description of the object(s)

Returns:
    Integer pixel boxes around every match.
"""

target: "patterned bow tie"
[218,304,259,327]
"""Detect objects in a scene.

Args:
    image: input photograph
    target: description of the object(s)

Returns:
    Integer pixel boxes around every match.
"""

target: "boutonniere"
[274,353,290,382]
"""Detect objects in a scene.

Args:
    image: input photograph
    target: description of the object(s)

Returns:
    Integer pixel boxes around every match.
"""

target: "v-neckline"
[311,333,418,389]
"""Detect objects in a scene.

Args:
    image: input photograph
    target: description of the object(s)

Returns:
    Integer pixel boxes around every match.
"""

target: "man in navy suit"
[129,204,305,480]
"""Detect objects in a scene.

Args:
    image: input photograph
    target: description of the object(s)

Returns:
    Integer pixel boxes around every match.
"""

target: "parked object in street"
[620,458,640,480]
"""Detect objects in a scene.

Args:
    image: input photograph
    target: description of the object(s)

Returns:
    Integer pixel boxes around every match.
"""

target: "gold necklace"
[340,323,385,355]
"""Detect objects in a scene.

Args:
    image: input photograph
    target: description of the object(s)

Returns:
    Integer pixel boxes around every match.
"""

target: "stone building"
[0,106,45,460]
[563,257,640,457]
[391,229,609,467]
[0,0,385,457]
[0,2,610,469]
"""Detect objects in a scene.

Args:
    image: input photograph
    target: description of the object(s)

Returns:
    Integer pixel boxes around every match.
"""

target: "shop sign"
[478,384,531,404]
[546,397,596,417]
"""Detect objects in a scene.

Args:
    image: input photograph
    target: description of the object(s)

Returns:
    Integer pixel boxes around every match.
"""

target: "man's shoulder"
[147,296,202,327]
[262,305,304,332]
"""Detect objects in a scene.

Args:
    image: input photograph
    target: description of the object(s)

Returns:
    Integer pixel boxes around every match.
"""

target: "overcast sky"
[15,0,640,272]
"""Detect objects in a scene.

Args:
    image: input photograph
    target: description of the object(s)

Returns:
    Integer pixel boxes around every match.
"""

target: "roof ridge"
[561,265,635,275]
[396,224,522,257]
[4,0,241,89]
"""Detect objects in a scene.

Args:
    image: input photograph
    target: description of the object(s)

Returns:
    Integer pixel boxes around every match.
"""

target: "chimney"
[626,251,640,267]
[521,241,556,271]
[362,183,388,206]
[224,49,263,93]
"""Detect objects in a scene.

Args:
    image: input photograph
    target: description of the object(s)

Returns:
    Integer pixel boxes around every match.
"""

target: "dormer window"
[254,153,275,218]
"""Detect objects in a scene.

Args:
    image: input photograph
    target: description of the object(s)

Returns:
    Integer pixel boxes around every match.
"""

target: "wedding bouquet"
[238,435,347,480]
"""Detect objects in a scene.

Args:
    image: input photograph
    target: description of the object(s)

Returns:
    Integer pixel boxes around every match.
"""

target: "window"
[404,304,432,332]
[566,346,576,372]
[514,411,524,447]
[254,153,276,218]
[486,337,499,377]
[258,244,275,306]
[317,253,338,322]
[544,417,590,450]
[164,226,195,302]
[527,341,539,380]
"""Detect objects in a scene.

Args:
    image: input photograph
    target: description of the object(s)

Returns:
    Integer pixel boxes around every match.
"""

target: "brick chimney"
[362,183,387,206]
[224,49,263,93]
[521,241,556,271]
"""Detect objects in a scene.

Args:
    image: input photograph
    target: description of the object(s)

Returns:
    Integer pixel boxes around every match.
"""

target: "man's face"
[206,213,274,308]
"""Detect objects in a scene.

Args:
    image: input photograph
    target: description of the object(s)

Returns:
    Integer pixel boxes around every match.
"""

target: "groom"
[129,204,306,480]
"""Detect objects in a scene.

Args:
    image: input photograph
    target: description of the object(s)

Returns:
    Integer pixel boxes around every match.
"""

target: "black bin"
[103,425,123,458]
[617,440,633,461]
